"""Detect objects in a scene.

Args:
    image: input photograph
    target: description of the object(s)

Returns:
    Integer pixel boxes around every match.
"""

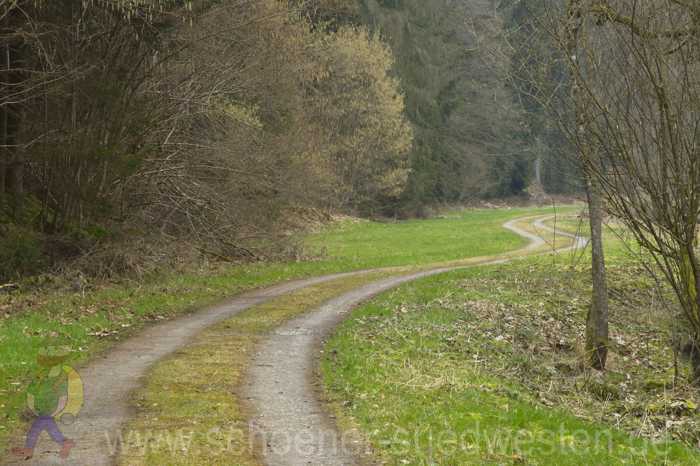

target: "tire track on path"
[244,217,585,466]
[4,215,579,465]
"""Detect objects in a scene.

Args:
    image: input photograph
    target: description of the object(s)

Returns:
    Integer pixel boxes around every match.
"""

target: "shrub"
[0,225,47,281]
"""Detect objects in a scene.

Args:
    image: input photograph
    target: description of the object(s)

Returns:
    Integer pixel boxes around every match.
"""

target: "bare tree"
[503,0,611,369]
[513,0,700,379]
[562,1,700,379]
[564,0,610,369]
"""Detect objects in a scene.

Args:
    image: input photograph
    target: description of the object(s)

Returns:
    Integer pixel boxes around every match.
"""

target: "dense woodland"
[361,0,581,205]
[0,0,580,279]
[0,0,411,278]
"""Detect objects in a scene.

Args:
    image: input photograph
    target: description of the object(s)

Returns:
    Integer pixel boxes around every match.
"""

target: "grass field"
[305,208,541,269]
[0,206,560,455]
[322,216,700,465]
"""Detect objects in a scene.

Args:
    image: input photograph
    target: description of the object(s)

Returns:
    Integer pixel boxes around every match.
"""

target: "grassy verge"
[322,219,700,464]
[0,206,565,454]
[117,271,393,465]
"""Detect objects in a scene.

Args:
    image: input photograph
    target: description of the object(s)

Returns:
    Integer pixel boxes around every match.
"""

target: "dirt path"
[4,215,579,466]
[4,273,371,466]
[244,218,584,466]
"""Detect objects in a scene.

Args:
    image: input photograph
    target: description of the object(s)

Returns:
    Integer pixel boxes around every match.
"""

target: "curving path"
[4,215,582,466]
[244,217,585,466]
[4,273,370,466]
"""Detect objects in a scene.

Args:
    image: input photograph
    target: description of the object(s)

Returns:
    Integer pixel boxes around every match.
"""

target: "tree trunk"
[7,153,23,217]
[534,136,543,186]
[2,43,23,219]
[565,0,610,370]
[585,176,609,369]
[4,102,22,220]
[0,92,6,198]
[0,43,8,206]
[679,241,700,382]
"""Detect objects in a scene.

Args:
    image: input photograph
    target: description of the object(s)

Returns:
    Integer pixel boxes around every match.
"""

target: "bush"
[0,225,47,280]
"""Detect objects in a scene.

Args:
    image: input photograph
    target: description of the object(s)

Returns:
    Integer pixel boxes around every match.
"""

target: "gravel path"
[3,272,368,466]
[244,217,584,466]
[3,215,580,466]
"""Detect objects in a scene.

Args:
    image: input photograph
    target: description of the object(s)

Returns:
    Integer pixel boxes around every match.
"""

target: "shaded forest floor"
[323,217,700,464]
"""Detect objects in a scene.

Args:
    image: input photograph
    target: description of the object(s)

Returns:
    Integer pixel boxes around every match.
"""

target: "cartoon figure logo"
[12,346,83,460]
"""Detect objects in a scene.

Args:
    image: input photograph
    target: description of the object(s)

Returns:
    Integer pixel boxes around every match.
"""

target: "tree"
[307,26,412,214]
[564,0,610,369]
[0,0,414,277]
[505,1,582,194]
[521,0,700,377]
[360,0,536,211]
[554,0,700,380]
[499,0,611,369]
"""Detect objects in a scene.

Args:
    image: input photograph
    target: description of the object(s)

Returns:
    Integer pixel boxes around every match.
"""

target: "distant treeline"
[359,0,582,208]
[0,0,580,279]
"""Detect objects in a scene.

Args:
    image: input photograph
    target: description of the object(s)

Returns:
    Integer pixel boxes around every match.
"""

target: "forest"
[3,1,700,464]
[0,0,412,278]
[0,0,580,280]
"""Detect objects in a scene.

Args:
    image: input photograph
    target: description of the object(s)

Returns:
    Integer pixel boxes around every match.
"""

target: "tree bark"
[2,42,23,219]
[0,43,8,205]
[534,136,543,186]
[7,152,23,218]
[0,96,5,198]
[566,0,610,370]
[679,240,700,381]
[585,176,609,369]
